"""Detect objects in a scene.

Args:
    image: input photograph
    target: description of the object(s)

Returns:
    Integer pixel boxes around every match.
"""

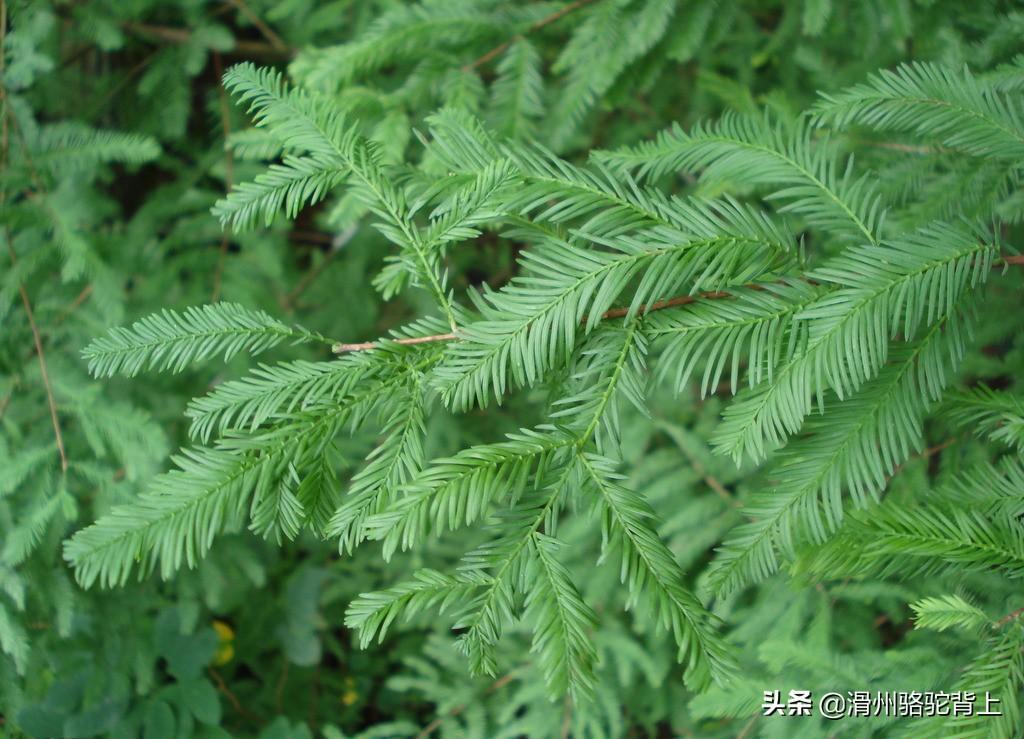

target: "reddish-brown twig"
[462,0,596,72]
[598,290,732,320]
[226,0,289,52]
[996,606,1024,628]
[656,419,739,507]
[56,284,94,323]
[334,332,458,353]
[122,22,290,57]
[6,239,68,472]
[283,226,357,310]
[208,667,262,723]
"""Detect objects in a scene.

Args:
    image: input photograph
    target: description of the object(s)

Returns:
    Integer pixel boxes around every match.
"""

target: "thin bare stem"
[273,655,289,713]
[333,332,457,353]
[282,250,337,309]
[735,716,759,739]
[84,50,160,119]
[6,237,68,472]
[598,290,731,320]
[996,606,1024,628]
[922,436,959,458]
[282,226,357,310]
[122,22,290,58]
[226,0,289,52]
[656,418,739,507]
[463,0,595,72]
[208,667,262,723]
[57,284,94,323]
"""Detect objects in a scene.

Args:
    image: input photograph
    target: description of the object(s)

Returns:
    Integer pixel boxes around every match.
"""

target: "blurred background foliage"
[2,0,1023,736]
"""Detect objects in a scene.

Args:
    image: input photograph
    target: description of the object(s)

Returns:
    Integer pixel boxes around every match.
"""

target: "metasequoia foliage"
[67,52,1024,722]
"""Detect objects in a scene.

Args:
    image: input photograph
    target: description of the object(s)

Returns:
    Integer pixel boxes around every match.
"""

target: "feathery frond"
[185,358,362,443]
[450,466,574,680]
[82,303,329,378]
[935,623,1024,738]
[64,445,259,587]
[911,594,989,633]
[289,1,511,91]
[345,569,483,648]
[580,453,736,690]
[854,504,1024,580]
[326,378,428,553]
[710,308,973,595]
[8,122,160,176]
[525,532,599,700]
[934,457,1024,519]
[363,426,578,560]
[212,155,347,231]
[488,39,545,140]
[712,221,994,465]
[215,63,459,326]
[595,112,885,244]
[815,62,1024,161]
[945,385,1024,453]
[648,279,823,397]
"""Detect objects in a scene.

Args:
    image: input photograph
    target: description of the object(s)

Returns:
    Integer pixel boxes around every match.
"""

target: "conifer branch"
[332,290,736,353]
[332,248,1024,355]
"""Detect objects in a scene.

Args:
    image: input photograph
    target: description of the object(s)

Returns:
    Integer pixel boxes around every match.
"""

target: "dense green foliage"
[3,1,1024,737]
